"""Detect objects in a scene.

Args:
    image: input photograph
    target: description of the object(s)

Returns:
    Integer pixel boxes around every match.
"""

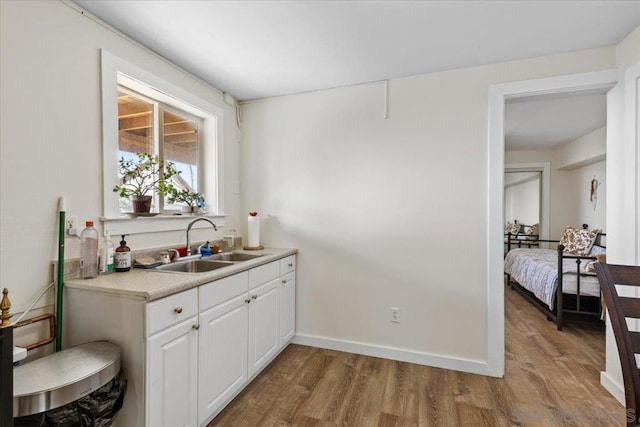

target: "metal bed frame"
[505,228,606,331]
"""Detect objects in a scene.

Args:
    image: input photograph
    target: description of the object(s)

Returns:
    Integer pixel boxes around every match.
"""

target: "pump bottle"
[114,235,131,272]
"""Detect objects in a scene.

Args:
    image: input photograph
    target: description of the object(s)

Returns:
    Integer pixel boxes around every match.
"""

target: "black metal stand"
[1,325,13,427]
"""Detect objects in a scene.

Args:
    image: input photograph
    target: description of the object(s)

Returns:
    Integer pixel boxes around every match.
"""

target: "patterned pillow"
[587,244,606,257]
[559,226,600,256]
[504,222,521,235]
[525,223,539,241]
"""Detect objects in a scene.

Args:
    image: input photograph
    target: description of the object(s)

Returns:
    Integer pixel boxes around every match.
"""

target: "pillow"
[525,223,539,241]
[559,226,600,256]
[504,222,521,235]
[587,244,606,257]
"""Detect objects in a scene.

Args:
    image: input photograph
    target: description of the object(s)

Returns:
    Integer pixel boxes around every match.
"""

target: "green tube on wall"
[56,197,65,352]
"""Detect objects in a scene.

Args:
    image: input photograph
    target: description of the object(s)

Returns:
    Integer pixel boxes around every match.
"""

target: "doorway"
[486,69,619,378]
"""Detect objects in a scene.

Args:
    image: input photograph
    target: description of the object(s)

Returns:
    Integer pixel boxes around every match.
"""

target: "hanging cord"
[11,268,78,325]
[13,281,56,325]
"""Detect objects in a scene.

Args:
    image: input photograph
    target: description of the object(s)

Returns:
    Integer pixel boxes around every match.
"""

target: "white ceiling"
[505,91,608,151]
[73,0,640,101]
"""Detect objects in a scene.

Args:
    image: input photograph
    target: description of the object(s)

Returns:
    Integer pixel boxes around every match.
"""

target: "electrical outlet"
[66,216,77,236]
[66,216,76,230]
[391,307,401,323]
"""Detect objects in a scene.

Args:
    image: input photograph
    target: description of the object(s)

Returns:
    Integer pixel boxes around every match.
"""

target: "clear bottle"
[80,221,99,279]
[99,230,115,275]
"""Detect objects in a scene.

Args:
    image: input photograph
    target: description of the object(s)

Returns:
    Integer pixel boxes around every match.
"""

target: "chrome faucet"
[186,218,218,256]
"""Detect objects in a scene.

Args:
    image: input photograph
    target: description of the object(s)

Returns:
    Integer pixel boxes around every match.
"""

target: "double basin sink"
[153,252,263,274]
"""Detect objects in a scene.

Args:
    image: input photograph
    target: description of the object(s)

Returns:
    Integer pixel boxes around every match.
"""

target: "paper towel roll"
[247,215,260,248]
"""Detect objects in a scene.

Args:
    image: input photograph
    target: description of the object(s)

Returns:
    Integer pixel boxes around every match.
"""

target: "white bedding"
[504,248,600,309]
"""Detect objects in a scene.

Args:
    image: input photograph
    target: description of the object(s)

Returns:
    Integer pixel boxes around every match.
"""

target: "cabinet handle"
[282,279,287,284]
[245,298,251,304]
[288,263,293,267]
[251,295,258,300]
[174,307,183,314]
[192,324,200,330]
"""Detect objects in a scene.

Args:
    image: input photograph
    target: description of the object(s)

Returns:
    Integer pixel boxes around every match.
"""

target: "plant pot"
[182,205,200,214]
[132,195,152,213]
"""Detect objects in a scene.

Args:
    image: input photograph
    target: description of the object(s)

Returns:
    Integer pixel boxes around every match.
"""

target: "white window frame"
[100,49,225,235]
[158,102,204,212]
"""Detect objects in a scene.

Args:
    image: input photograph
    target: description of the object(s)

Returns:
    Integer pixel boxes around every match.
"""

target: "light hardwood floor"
[209,287,623,426]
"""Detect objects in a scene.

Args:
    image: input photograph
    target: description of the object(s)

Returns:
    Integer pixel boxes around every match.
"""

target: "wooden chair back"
[595,263,640,426]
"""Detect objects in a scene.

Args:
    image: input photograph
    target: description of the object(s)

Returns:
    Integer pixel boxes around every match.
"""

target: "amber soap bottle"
[114,235,131,272]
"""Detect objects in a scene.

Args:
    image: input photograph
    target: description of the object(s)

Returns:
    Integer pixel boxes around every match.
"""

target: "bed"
[504,222,540,253]
[504,225,605,330]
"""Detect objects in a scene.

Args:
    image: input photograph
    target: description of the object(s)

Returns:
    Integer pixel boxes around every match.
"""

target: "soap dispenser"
[200,241,212,257]
[114,235,131,272]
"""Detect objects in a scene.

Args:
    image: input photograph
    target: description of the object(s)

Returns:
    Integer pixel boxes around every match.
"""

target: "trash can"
[13,342,125,427]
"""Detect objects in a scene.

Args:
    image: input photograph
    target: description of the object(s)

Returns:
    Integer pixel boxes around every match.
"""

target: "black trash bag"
[44,407,82,427]
[15,371,126,427]
[14,413,46,427]
[75,371,126,427]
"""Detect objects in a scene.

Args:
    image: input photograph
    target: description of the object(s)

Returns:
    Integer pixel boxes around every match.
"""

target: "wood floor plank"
[299,356,355,421]
[377,411,418,427]
[418,368,458,426]
[210,287,624,426]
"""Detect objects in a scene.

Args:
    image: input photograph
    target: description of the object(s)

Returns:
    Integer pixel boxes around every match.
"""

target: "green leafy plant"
[167,188,204,207]
[112,152,180,199]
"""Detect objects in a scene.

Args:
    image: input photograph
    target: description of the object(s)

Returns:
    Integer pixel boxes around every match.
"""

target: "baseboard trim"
[601,370,625,405]
[292,333,488,376]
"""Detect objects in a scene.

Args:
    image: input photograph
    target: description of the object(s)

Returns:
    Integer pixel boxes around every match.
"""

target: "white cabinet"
[197,272,250,425]
[198,293,248,425]
[279,255,296,276]
[248,278,280,376]
[146,317,199,427]
[279,271,296,346]
[65,253,296,427]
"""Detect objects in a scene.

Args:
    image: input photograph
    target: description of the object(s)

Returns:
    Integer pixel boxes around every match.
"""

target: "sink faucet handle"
[167,249,180,261]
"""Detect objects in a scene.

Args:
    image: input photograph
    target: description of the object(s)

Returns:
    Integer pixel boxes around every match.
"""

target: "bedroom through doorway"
[501,86,611,394]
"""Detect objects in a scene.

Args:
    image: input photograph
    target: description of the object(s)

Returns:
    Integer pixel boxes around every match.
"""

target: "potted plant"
[113,152,180,213]
[167,188,205,213]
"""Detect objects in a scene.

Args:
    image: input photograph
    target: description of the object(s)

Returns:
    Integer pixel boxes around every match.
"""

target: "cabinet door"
[248,278,280,377]
[198,293,249,425]
[146,317,198,427]
[279,272,296,346]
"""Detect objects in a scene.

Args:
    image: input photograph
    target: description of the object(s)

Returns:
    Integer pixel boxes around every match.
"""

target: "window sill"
[100,213,227,236]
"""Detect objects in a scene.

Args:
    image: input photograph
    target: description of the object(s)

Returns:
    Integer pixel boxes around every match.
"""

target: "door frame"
[486,69,619,377]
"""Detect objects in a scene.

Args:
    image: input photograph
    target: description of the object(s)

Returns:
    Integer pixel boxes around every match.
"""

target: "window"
[117,86,203,213]
[100,49,225,230]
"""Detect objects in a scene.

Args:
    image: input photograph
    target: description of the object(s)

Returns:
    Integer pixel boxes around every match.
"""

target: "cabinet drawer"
[279,255,296,276]
[249,261,280,289]
[281,271,295,285]
[146,288,198,337]
[199,271,249,312]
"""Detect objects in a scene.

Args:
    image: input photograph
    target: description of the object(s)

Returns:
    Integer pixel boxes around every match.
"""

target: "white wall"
[505,126,607,235]
[556,126,606,170]
[241,46,616,372]
[0,1,242,318]
[505,149,578,238]
[571,160,606,230]
[505,177,540,226]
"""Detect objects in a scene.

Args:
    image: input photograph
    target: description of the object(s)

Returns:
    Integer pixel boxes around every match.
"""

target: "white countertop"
[65,248,297,301]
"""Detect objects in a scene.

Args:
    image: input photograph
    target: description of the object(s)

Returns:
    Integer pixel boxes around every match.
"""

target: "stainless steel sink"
[154,259,234,273]
[206,253,264,262]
